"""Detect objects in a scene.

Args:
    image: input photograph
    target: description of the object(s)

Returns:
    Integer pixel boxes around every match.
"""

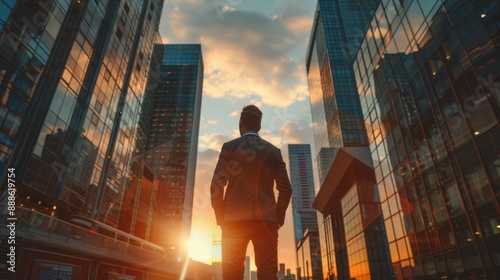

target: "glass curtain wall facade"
[307,1,393,279]
[297,229,322,280]
[118,32,163,241]
[307,0,378,182]
[145,44,203,261]
[288,144,322,279]
[289,144,319,244]
[0,0,164,221]
[354,0,500,279]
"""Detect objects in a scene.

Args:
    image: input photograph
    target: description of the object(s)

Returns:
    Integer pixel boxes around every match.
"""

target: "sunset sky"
[159,0,319,271]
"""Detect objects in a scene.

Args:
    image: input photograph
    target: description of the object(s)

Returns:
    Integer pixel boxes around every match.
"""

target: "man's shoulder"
[253,138,282,157]
[223,136,280,152]
[224,137,242,145]
[221,137,243,149]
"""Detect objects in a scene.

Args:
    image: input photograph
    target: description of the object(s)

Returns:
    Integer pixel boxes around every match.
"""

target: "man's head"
[239,105,262,135]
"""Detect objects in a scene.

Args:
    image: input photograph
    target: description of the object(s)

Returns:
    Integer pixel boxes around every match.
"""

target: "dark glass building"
[144,44,203,261]
[307,0,393,279]
[288,144,318,244]
[288,144,322,279]
[0,0,217,278]
[353,0,500,279]
[0,0,164,223]
[307,0,379,181]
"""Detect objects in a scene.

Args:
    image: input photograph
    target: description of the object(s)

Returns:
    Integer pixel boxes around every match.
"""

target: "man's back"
[218,134,290,223]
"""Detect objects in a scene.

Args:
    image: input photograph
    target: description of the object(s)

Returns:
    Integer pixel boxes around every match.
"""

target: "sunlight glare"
[187,229,214,264]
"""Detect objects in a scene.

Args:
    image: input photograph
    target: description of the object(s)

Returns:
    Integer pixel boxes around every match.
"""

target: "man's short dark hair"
[240,105,262,131]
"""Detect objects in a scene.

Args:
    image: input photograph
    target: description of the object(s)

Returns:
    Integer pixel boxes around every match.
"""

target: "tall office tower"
[288,144,322,279]
[278,263,297,280]
[0,0,167,276]
[307,0,379,182]
[0,0,169,279]
[307,0,393,279]
[288,144,318,243]
[145,44,203,260]
[278,263,286,278]
[354,0,500,279]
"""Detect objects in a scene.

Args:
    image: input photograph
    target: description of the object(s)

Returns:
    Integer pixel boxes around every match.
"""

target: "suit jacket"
[210,132,292,226]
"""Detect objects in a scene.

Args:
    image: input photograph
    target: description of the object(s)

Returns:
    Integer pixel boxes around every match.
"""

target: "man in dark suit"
[211,105,292,279]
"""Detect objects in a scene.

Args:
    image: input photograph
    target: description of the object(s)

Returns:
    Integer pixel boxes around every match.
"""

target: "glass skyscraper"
[288,144,322,279]
[307,0,379,182]
[353,0,500,279]
[307,0,393,279]
[288,144,318,244]
[0,0,213,278]
[0,0,164,223]
[144,44,203,260]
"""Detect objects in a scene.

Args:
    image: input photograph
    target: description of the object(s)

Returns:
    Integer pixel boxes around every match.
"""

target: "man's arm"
[210,143,229,225]
[274,148,292,226]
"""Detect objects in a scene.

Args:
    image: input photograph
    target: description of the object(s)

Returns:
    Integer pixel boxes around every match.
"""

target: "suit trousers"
[221,220,279,280]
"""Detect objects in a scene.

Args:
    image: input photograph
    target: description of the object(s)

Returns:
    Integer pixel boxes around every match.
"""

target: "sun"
[187,228,215,264]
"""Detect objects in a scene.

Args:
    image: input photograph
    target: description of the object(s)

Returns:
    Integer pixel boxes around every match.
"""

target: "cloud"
[200,117,220,128]
[283,15,314,37]
[198,133,231,151]
[159,0,312,107]
[258,120,314,154]
[274,0,316,37]
[281,121,313,144]
[275,0,317,13]
[230,110,239,117]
